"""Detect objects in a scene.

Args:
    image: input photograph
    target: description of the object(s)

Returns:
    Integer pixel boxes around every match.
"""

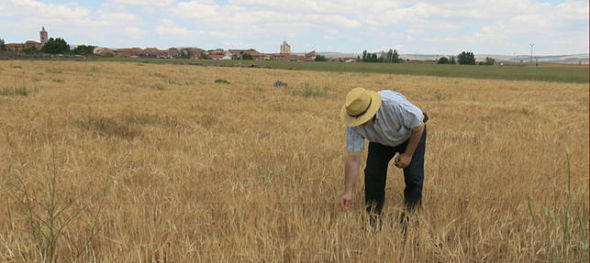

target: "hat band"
[350,97,372,117]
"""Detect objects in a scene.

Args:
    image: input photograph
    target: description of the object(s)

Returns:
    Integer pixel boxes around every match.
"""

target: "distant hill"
[305,52,589,63]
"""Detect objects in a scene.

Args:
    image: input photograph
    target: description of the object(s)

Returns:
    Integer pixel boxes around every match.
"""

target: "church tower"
[280,41,291,54]
[40,27,48,44]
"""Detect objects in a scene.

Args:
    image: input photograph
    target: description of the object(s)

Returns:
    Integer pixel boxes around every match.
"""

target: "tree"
[360,49,401,63]
[437,56,456,64]
[484,56,495,65]
[437,57,449,64]
[457,51,475,65]
[385,49,393,63]
[199,52,210,60]
[315,55,327,62]
[0,38,5,51]
[72,45,95,55]
[449,56,456,64]
[41,38,70,54]
[23,47,40,54]
[242,53,253,60]
[180,48,193,58]
[392,49,401,63]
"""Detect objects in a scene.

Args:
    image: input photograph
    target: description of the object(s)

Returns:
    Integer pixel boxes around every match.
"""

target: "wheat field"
[0,60,588,262]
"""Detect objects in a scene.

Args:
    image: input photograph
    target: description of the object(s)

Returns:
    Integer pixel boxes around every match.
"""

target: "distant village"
[8,27,584,64]
[4,27,359,62]
[93,41,339,62]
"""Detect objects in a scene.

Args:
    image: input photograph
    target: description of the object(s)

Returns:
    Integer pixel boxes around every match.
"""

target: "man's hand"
[341,154,361,212]
[339,191,352,212]
[396,124,424,169]
[394,153,412,168]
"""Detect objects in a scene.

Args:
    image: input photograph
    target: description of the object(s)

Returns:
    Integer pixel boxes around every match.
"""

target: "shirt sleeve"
[399,102,423,130]
[346,126,365,153]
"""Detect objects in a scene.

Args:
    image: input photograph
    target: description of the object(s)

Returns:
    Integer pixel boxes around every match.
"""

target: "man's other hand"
[339,191,352,212]
[394,153,412,168]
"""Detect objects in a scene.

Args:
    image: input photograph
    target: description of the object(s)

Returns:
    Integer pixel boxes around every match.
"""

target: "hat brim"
[340,91,382,127]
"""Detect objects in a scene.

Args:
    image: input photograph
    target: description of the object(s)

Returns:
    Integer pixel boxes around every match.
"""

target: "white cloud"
[209,31,237,39]
[556,0,590,18]
[114,0,176,7]
[173,1,220,19]
[124,26,145,39]
[3,0,90,20]
[156,19,196,37]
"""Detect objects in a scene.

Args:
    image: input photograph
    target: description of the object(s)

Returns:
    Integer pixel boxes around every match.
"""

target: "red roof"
[209,54,225,59]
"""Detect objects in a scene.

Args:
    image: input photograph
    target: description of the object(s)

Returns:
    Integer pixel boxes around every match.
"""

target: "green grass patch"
[122,113,182,127]
[527,149,589,262]
[96,57,589,83]
[152,84,166,90]
[167,79,180,85]
[45,68,63,74]
[214,79,231,84]
[0,87,28,96]
[301,82,327,98]
[152,72,167,78]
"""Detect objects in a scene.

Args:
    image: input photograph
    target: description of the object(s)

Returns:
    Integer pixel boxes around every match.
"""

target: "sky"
[0,0,588,55]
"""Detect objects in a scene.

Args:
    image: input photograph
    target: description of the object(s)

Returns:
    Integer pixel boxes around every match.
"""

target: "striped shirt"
[346,90,423,152]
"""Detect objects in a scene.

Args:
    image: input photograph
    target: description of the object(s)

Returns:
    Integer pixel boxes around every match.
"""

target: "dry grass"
[0,60,588,262]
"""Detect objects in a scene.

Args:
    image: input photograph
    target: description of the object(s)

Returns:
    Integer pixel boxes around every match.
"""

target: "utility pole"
[529,43,535,64]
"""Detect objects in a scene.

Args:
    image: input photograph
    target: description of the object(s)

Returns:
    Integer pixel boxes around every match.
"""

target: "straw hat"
[340,88,382,127]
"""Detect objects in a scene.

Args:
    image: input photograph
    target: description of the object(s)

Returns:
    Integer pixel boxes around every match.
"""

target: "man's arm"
[340,154,361,211]
[394,124,424,168]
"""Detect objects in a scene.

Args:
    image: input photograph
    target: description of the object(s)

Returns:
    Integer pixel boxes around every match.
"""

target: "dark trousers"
[364,126,427,216]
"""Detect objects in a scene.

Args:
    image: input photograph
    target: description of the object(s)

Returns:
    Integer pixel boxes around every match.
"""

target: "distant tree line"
[360,49,402,63]
[3,37,96,55]
[437,51,496,65]
[437,56,456,64]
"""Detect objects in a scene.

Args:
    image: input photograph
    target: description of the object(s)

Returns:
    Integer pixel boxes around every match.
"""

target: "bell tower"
[280,41,291,54]
[40,26,48,44]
